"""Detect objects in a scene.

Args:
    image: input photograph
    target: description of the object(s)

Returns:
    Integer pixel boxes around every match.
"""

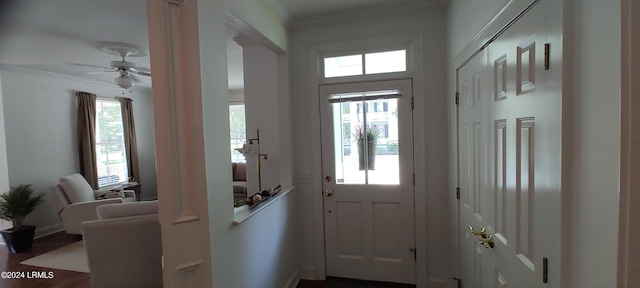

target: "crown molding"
[233,35,259,47]
[261,0,293,28]
[225,11,287,53]
[291,0,449,31]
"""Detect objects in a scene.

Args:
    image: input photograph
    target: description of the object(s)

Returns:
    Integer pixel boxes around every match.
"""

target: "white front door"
[320,79,415,284]
[457,0,562,287]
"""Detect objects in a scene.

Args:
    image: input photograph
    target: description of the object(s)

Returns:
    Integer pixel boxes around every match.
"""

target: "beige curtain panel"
[77,92,99,189]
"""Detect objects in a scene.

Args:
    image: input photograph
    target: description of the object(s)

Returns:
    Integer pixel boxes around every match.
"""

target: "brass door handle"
[468,225,487,238]
[479,235,494,249]
[324,189,333,197]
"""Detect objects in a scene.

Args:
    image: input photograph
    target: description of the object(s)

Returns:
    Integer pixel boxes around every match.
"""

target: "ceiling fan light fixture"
[115,74,134,89]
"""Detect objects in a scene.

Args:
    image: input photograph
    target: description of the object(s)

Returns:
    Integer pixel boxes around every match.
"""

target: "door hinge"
[456,187,460,199]
[410,248,416,261]
[411,96,415,110]
[452,277,462,288]
[544,43,550,71]
[455,92,459,105]
[543,257,548,283]
[413,173,415,186]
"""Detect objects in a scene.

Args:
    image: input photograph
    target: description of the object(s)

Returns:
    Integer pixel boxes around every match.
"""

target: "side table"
[122,182,142,201]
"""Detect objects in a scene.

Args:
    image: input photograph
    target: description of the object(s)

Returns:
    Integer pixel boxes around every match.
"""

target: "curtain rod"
[74,91,133,102]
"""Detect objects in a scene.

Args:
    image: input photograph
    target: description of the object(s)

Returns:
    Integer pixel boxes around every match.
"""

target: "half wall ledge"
[232,186,295,225]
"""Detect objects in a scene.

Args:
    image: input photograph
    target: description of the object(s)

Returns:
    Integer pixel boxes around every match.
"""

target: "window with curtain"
[95,99,128,187]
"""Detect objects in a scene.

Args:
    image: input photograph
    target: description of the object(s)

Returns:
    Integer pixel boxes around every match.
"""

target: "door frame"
[307,33,428,287]
[618,0,640,285]
[319,79,416,284]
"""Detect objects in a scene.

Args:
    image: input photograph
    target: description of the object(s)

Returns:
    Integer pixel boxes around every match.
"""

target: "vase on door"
[357,139,377,170]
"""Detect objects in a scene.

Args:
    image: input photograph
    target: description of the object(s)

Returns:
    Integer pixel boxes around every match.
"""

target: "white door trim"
[307,33,427,287]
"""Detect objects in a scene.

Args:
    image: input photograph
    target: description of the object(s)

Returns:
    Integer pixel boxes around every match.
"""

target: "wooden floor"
[0,232,90,288]
[0,232,415,288]
[297,277,415,288]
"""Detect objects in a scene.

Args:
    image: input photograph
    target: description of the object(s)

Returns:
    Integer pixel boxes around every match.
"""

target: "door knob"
[479,235,494,249]
[468,225,487,238]
[324,189,333,197]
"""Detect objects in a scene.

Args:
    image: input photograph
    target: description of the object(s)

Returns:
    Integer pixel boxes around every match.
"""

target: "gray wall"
[0,66,157,236]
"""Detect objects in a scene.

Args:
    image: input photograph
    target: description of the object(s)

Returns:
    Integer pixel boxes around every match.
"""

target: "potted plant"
[353,124,382,170]
[0,184,45,253]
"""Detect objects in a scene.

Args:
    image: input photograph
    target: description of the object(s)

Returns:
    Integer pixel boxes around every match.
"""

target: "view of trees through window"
[95,99,128,187]
[229,104,246,163]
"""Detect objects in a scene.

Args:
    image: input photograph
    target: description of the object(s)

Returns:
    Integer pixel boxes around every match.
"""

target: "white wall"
[0,67,156,236]
[446,0,622,287]
[198,1,299,287]
[290,11,450,286]
[0,74,11,232]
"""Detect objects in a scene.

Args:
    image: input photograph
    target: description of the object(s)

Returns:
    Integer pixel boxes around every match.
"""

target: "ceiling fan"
[73,41,151,89]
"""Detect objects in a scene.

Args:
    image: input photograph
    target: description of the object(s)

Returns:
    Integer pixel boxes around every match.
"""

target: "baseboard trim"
[34,224,63,239]
[284,268,300,288]
[299,266,316,280]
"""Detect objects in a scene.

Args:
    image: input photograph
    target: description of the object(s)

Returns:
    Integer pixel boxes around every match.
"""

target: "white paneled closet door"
[456,0,562,287]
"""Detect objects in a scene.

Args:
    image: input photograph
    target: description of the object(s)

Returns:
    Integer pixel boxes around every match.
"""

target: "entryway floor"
[297,277,415,288]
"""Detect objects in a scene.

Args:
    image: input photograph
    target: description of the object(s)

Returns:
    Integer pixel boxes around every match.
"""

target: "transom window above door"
[323,49,407,78]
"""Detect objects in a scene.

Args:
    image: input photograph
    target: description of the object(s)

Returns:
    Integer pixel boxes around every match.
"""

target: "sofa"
[82,201,162,288]
[232,162,248,199]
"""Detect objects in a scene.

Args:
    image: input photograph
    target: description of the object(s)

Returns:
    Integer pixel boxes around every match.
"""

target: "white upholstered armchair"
[51,173,135,235]
[82,201,162,288]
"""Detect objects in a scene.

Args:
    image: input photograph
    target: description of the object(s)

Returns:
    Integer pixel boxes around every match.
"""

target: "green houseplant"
[0,184,45,253]
[353,124,382,170]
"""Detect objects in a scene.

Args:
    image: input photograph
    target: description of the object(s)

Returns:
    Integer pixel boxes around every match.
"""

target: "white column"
[146,0,227,286]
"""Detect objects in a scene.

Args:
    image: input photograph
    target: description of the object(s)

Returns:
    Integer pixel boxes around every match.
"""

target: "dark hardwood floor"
[0,232,415,288]
[297,277,415,288]
[0,232,90,288]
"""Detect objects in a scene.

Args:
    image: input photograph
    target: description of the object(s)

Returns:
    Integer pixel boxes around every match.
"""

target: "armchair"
[51,173,135,235]
[82,201,161,288]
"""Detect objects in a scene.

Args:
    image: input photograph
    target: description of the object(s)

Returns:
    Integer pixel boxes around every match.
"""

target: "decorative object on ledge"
[233,186,294,225]
[234,185,282,209]
[240,129,270,191]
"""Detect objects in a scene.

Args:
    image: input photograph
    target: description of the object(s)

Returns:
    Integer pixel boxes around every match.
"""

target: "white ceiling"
[0,0,446,91]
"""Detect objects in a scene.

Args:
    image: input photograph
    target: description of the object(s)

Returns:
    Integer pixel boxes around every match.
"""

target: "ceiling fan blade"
[69,63,114,70]
[86,70,115,75]
[129,67,151,77]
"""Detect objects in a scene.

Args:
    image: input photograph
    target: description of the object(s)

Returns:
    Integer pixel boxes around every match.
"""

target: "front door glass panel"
[330,91,400,185]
